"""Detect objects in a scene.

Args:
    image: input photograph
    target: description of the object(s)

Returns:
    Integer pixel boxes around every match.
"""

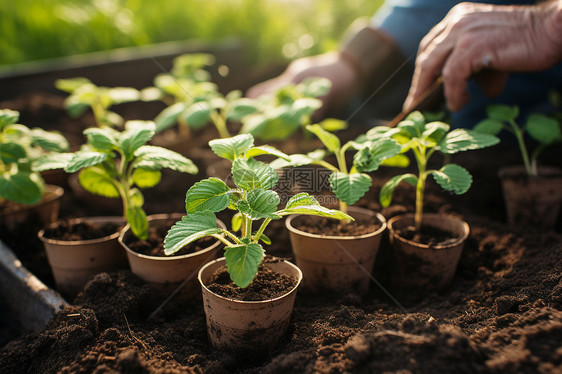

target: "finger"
[473,70,509,98]
[404,37,452,111]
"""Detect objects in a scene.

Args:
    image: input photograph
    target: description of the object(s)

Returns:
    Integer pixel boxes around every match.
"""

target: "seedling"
[56,77,145,128]
[240,77,336,141]
[33,121,197,239]
[376,111,499,231]
[474,104,562,177]
[0,109,68,205]
[270,119,403,216]
[164,134,352,288]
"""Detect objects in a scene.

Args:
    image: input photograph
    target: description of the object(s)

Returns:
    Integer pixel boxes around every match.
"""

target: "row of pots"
[28,199,468,356]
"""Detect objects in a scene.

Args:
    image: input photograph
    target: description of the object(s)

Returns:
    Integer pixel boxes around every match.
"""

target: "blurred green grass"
[0,0,384,67]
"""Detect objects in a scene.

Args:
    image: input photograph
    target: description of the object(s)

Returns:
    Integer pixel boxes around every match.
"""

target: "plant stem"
[254,218,271,244]
[510,120,534,176]
[211,233,235,247]
[213,109,231,139]
[413,146,427,232]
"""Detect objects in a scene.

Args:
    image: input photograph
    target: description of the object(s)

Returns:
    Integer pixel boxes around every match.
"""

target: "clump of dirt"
[42,220,122,241]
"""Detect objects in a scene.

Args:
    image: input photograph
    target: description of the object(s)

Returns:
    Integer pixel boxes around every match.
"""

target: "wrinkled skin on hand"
[405,1,562,112]
[246,51,360,119]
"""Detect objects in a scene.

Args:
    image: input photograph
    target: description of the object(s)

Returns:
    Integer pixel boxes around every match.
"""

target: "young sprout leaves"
[56,78,143,128]
[164,134,351,288]
[474,104,562,176]
[0,109,69,205]
[377,111,499,231]
[33,121,197,239]
[271,119,402,213]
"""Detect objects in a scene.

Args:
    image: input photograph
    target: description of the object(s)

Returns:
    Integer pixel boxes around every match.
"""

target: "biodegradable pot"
[387,213,469,294]
[119,214,225,296]
[38,216,127,298]
[0,185,64,231]
[499,165,562,228]
[198,257,302,357]
[285,206,386,294]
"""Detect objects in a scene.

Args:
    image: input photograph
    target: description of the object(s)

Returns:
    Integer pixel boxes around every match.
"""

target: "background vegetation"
[0,0,384,67]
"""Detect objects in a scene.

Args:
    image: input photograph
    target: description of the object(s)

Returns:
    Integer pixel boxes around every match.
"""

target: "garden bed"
[1,82,561,373]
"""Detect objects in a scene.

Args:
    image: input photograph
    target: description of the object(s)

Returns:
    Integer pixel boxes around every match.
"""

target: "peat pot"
[285,206,386,294]
[0,185,64,231]
[38,216,127,298]
[387,213,469,295]
[198,257,302,358]
[499,165,562,229]
[119,214,225,297]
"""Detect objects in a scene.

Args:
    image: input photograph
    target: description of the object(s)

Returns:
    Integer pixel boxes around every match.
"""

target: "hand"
[404,1,562,112]
[246,51,361,119]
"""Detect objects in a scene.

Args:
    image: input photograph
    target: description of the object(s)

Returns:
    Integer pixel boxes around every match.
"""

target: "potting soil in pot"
[293,214,380,236]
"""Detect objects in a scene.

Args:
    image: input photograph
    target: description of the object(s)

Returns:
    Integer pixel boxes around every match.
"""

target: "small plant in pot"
[0,109,67,230]
[375,111,499,294]
[33,120,198,297]
[271,120,403,293]
[474,104,562,228]
[164,133,351,357]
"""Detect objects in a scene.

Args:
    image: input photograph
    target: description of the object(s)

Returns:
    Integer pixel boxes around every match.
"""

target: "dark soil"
[293,214,380,236]
[394,224,458,246]
[123,224,216,257]
[1,93,562,373]
[42,220,122,241]
[206,257,298,301]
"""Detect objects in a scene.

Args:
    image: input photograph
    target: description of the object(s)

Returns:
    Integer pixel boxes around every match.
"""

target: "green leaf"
[329,172,372,206]
[284,192,320,209]
[84,127,118,151]
[154,102,187,132]
[438,129,499,154]
[245,145,290,161]
[66,151,108,173]
[353,138,402,173]
[526,114,562,144]
[55,77,91,93]
[306,124,340,152]
[134,145,198,174]
[224,243,264,288]
[78,166,120,198]
[128,188,144,207]
[381,154,410,168]
[270,153,314,169]
[431,164,472,195]
[164,211,222,255]
[226,98,258,121]
[473,118,504,135]
[131,168,161,188]
[486,104,519,122]
[255,233,271,245]
[126,205,149,240]
[299,77,332,97]
[182,102,212,129]
[29,129,69,152]
[237,189,280,220]
[379,173,418,208]
[232,158,278,191]
[0,142,26,163]
[32,153,74,172]
[278,203,352,221]
[108,87,140,104]
[231,212,243,232]
[398,111,426,138]
[119,121,156,160]
[185,178,231,213]
[209,134,254,161]
[0,172,44,205]
[421,121,450,145]
[319,118,347,132]
[0,109,20,129]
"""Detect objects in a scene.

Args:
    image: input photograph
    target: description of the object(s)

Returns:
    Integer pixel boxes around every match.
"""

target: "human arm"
[246,19,404,119]
[404,0,562,113]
